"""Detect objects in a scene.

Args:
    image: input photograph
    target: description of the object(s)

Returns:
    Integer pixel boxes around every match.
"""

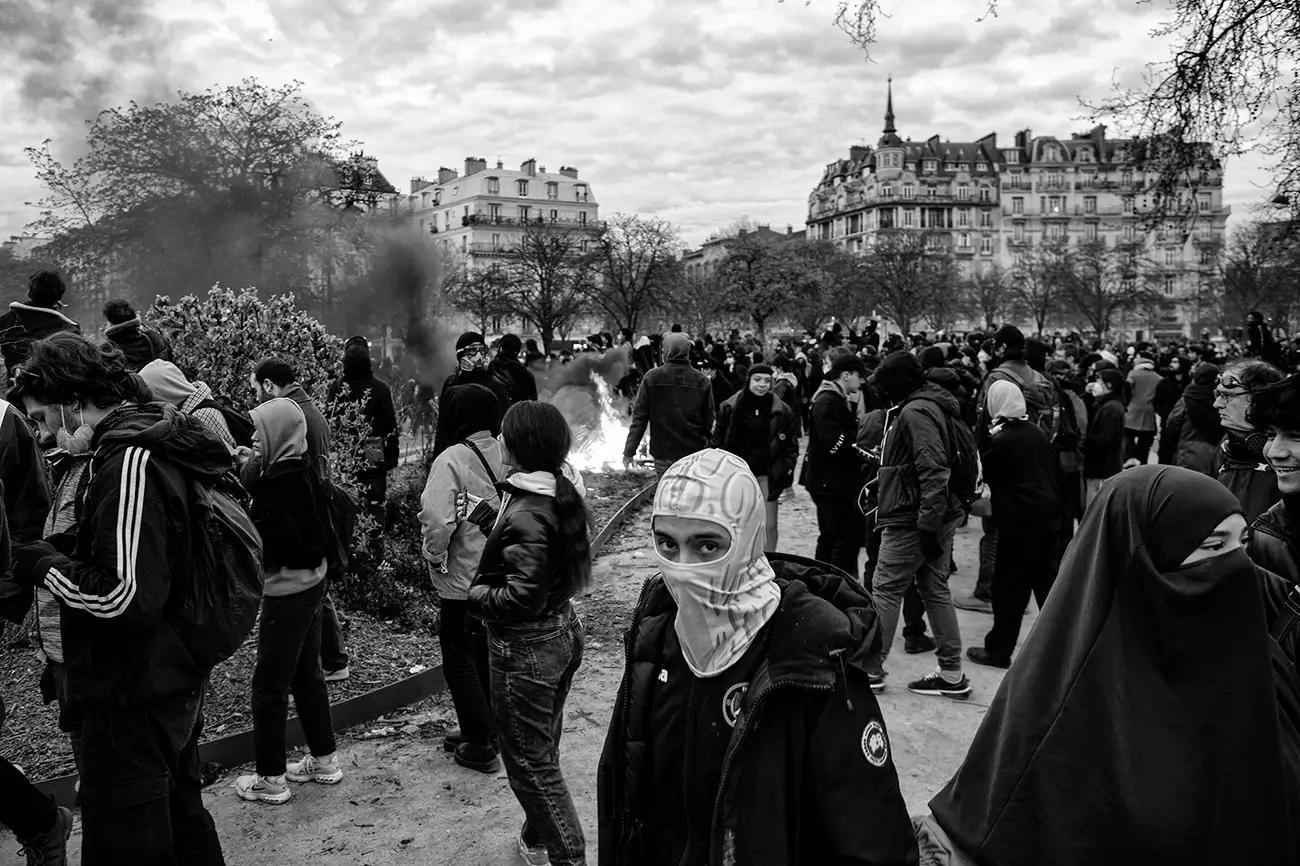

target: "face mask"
[57,404,94,455]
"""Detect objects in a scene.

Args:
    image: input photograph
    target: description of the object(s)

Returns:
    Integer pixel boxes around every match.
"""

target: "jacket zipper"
[616,577,656,865]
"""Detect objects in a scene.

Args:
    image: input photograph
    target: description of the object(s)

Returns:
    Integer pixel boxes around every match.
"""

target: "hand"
[234,446,253,466]
[623,457,634,470]
[11,541,57,588]
[1122,457,1141,471]
[919,529,944,561]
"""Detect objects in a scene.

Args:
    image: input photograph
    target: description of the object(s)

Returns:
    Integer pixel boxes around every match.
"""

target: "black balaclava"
[874,350,926,404]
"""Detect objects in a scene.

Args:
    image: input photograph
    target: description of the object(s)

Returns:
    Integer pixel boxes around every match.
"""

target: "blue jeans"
[488,604,586,866]
[871,519,964,672]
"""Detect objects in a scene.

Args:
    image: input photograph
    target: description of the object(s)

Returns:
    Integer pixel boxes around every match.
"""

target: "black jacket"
[488,355,538,406]
[468,482,576,623]
[433,367,509,458]
[801,381,862,498]
[714,391,800,496]
[981,419,1062,535]
[598,555,918,866]
[0,302,80,375]
[0,397,55,624]
[11,403,234,707]
[876,384,966,534]
[624,360,715,462]
[248,456,333,573]
[1248,498,1300,673]
[104,316,171,372]
[1084,391,1125,479]
[330,368,400,471]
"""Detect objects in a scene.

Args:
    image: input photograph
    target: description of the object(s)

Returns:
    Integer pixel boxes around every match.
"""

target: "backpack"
[1053,388,1089,472]
[988,367,1058,437]
[194,398,255,448]
[169,473,264,670]
[943,413,981,509]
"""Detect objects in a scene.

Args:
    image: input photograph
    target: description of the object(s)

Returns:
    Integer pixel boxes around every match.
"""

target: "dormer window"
[1078,148,1093,163]
[486,177,500,194]
[906,162,916,171]
[517,179,529,196]
[1006,151,1020,164]
[958,163,969,172]
[923,160,937,172]
[433,190,442,206]
[944,162,957,171]
[976,162,988,172]
[575,184,589,202]
[452,186,459,197]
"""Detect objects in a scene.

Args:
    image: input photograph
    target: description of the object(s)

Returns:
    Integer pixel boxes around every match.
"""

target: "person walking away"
[234,398,344,804]
[330,344,399,562]
[490,333,539,406]
[138,359,243,453]
[102,298,171,371]
[0,270,79,381]
[1157,362,1222,476]
[623,332,715,474]
[967,381,1062,669]
[713,363,799,551]
[418,384,503,774]
[1083,369,1126,507]
[869,351,971,699]
[469,401,590,866]
[1123,354,1161,465]
[1216,358,1285,522]
[1153,357,1185,428]
[1046,359,1088,551]
[431,332,510,458]
[250,357,351,681]
[8,332,227,865]
[597,450,918,866]
[801,353,868,579]
[921,466,1300,865]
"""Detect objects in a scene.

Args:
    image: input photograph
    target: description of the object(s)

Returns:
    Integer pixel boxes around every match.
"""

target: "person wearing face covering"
[1157,361,1222,475]
[432,331,509,459]
[1082,368,1126,507]
[597,449,917,866]
[233,398,344,805]
[919,465,1300,866]
[138,359,240,452]
[966,381,1062,669]
[1216,358,1286,522]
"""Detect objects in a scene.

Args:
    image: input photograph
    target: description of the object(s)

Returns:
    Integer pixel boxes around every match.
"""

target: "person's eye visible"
[698,541,718,554]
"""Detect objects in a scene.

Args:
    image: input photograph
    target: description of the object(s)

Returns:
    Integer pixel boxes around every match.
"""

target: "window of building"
[903,209,915,227]
[517,180,529,196]
[976,162,988,172]
[1124,225,1135,242]
[880,209,895,229]
[489,203,501,220]
[579,211,588,225]
[444,211,450,229]
[487,177,500,195]
[923,160,937,172]
[927,186,937,198]
[463,205,469,219]
[546,182,558,200]
[1121,170,1133,187]
[491,233,501,249]
[576,185,588,202]
[1014,223,1024,241]
[1123,197,1134,214]
[1047,171,1064,187]
[1165,248,1177,266]
[906,162,916,171]
[979,210,992,228]
[1164,274,1176,296]
[1049,196,1064,214]
[1085,223,1098,241]
[460,235,466,251]
[945,162,957,171]
[1006,151,1021,164]
[452,186,459,198]
[1048,222,1064,240]
[980,236,993,255]
[958,184,970,200]
[979,187,991,202]
[1008,172,1022,189]
[1198,194,1211,212]
[958,163,969,173]
[957,209,970,227]
[959,232,971,248]
[1077,148,1093,163]
[419,218,425,233]
[903,183,915,199]
[1084,196,1097,214]
[549,209,558,222]
[519,205,531,222]
[1044,145,1060,162]
[880,184,893,198]
[1200,248,1215,265]
[1012,196,1024,215]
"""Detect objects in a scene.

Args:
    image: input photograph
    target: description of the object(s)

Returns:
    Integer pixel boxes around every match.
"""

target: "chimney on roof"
[849,144,869,161]
[1014,129,1032,150]
[521,158,537,177]
[559,166,579,179]
[464,157,487,176]
[437,167,458,184]
[410,177,432,194]
[787,225,793,236]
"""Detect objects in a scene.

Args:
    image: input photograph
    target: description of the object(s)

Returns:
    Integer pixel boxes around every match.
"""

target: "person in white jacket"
[418,384,504,774]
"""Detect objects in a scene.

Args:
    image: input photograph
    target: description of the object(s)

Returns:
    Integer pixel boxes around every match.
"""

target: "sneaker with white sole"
[907,669,973,700]
[518,832,551,865]
[234,774,291,804]
[286,753,344,784]
[323,665,350,683]
[868,672,886,693]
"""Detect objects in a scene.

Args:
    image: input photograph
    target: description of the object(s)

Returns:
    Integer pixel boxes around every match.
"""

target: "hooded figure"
[138,360,238,452]
[624,331,715,469]
[1158,361,1223,475]
[432,332,508,458]
[598,450,917,866]
[926,465,1300,865]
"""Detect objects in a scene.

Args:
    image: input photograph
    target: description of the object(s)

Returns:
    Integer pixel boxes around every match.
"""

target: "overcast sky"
[0,0,1279,251]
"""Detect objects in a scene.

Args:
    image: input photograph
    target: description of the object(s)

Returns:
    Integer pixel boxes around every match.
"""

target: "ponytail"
[553,472,591,595]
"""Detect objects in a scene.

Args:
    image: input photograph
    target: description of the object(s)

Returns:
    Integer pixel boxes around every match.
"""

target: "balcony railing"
[462,214,600,229]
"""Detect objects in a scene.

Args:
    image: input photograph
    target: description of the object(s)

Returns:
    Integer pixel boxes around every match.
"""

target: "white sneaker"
[323,665,350,682]
[234,774,291,804]
[518,832,551,865]
[286,753,344,784]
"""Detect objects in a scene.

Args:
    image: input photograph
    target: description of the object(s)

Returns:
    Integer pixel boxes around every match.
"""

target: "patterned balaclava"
[653,449,780,678]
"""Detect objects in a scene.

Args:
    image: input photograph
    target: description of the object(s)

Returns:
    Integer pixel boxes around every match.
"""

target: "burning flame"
[567,373,649,472]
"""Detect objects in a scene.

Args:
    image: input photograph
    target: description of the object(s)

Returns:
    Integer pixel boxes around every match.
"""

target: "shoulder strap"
[1272,583,1300,643]
[991,366,1028,389]
[461,439,499,486]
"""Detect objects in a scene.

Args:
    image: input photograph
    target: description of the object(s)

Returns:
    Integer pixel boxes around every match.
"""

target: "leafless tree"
[497,222,595,351]
[961,262,1013,331]
[1009,241,1072,336]
[584,214,681,333]
[1060,241,1162,337]
[858,232,957,335]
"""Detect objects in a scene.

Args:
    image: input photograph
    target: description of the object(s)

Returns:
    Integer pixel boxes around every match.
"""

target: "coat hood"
[93,402,234,482]
[138,360,205,411]
[104,316,143,338]
[250,397,308,469]
[903,382,963,418]
[663,332,691,363]
[924,366,962,388]
[9,301,79,329]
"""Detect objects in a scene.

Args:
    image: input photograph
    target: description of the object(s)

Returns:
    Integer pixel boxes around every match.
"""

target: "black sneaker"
[967,647,1011,669]
[454,743,502,774]
[904,634,937,654]
[907,670,973,700]
[442,727,465,752]
[868,672,886,693]
[18,805,73,866]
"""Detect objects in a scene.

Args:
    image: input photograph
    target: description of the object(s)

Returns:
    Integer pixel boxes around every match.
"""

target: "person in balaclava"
[597,449,917,866]
[432,331,509,459]
[868,350,970,699]
[921,465,1300,865]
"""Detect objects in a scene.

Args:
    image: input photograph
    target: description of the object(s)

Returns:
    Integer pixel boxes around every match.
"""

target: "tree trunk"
[541,326,554,353]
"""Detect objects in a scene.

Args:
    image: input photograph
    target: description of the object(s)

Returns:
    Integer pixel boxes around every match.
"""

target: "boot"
[18,805,73,866]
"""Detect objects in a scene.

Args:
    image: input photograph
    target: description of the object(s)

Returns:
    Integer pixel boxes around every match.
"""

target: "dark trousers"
[866,511,928,638]
[490,606,586,866]
[1125,428,1156,464]
[0,754,56,839]
[812,493,865,580]
[984,530,1058,661]
[320,570,350,672]
[976,519,997,600]
[440,599,494,747]
[359,469,388,563]
[79,689,224,866]
[252,580,337,777]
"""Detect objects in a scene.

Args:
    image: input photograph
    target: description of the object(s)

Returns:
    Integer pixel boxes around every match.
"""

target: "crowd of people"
[1,265,1299,866]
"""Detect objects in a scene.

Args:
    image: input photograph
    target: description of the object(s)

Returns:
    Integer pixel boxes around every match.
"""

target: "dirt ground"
[3,485,1029,865]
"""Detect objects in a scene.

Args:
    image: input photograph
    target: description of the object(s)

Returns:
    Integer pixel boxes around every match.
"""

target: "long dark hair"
[500,400,591,594]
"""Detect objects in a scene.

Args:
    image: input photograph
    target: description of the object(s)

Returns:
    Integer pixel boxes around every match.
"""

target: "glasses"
[462,345,487,358]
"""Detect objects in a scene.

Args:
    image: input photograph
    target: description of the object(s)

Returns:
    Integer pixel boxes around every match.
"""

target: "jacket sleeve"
[522,368,538,402]
[701,380,716,441]
[910,409,953,534]
[418,454,459,562]
[1086,402,1124,459]
[16,446,174,629]
[980,432,1009,488]
[1158,401,1185,466]
[624,377,651,459]
[467,509,555,623]
[713,399,732,450]
[0,406,51,543]
[810,394,848,460]
[432,379,453,458]
[803,667,920,865]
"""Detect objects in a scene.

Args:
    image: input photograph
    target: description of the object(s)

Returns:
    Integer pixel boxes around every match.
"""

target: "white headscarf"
[652,449,780,678]
[988,379,1028,435]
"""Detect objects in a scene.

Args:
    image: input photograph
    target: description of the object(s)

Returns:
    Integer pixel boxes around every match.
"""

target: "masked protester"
[921,466,1300,865]
[1083,368,1127,507]
[1158,362,1223,476]
[597,449,917,866]
[1215,358,1285,522]
[432,331,509,459]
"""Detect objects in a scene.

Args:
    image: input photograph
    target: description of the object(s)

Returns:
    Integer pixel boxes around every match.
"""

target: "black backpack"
[943,413,981,510]
[195,398,255,448]
[168,472,264,670]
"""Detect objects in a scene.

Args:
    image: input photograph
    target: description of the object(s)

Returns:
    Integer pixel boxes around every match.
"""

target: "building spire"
[883,75,895,135]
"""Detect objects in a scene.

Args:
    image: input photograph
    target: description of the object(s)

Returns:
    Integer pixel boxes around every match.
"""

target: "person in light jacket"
[418,384,503,775]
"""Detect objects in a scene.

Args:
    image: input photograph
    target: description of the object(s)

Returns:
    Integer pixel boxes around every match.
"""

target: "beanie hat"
[994,325,1025,350]
[918,346,946,370]
[456,331,485,355]
[829,353,866,377]
[499,333,522,357]
[748,363,774,378]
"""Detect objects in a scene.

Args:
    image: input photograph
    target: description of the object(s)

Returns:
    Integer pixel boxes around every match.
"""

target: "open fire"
[564,373,651,473]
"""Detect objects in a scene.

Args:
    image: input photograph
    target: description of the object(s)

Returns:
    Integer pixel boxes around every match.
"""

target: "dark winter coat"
[597,555,918,866]
[1247,497,1300,674]
[488,355,538,405]
[468,482,575,623]
[876,384,967,534]
[0,397,53,624]
[981,419,1062,535]
[624,358,715,463]
[1219,433,1282,524]
[330,363,400,471]
[1158,396,1221,477]
[714,391,800,498]
[1084,391,1126,479]
[0,302,80,375]
[248,456,334,574]
[801,381,863,499]
[104,316,171,372]
[280,383,332,480]
[432,366,509,458]
[10,403,234,707]
[926,365,978,429]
